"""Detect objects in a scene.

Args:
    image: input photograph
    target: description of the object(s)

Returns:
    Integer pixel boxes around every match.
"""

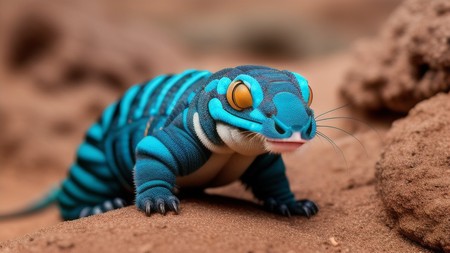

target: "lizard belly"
[176,153,256,188]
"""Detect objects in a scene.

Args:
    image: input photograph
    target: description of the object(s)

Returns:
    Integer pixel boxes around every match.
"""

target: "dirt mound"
[340,0,450,114]
[376,92,450,252]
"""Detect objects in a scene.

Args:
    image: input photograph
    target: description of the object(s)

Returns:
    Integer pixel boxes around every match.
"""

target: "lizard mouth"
[265,132,307,153]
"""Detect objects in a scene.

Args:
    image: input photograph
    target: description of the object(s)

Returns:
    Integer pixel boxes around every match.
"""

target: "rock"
[376,92,450,252]
[0,0,185,92]
[340,0,450,114]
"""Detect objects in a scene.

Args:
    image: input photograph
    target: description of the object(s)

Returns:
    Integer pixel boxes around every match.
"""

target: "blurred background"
[0,0,402,241]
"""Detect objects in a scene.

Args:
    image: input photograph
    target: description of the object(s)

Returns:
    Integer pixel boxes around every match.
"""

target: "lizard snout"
[261,92,316,140]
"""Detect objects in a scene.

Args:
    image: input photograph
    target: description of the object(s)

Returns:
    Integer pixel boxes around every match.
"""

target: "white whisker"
[316,131,348,170]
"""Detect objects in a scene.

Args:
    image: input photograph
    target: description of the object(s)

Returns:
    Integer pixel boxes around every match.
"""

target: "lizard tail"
[0,186,60,220]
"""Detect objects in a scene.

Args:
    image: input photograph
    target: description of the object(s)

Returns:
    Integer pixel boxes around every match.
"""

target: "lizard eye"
[307,85,313,107]
[226,81,253,111]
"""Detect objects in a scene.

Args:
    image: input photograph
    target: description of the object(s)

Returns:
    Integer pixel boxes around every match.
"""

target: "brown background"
[0,0,436,252]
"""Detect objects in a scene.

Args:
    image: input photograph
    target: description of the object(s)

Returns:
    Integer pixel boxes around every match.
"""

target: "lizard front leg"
[241,154,318,218]
[134,125,209,216]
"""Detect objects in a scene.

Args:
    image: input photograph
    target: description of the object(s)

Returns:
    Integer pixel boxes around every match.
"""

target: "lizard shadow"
[177,190,291,220]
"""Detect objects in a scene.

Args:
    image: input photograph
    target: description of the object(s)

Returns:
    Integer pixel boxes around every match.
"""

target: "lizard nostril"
[274,122,286,135]
[305,123,313,137]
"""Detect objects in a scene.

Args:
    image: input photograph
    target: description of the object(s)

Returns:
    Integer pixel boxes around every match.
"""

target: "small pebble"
[57,240,74,249]
[329,237,339,246]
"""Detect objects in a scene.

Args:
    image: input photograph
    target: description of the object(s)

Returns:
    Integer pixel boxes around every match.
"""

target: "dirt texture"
[376,92,450,252]
[0,0,442,252]
[340,0,450,114]
[1,130,429,253]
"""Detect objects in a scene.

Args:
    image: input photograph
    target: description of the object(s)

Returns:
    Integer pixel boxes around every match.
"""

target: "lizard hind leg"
[57,124,131,220]
[57,157,130,220]
[57,158,130,220]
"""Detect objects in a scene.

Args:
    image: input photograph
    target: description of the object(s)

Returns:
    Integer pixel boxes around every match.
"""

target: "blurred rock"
[125,0,399,60]
[307,0,401,38]
[0,0,185,92]
[340,0,450,113]
[376,92,450,252]
[0,0,186,170]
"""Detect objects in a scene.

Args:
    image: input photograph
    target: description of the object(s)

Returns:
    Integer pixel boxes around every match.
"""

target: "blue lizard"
[0,65,318,220]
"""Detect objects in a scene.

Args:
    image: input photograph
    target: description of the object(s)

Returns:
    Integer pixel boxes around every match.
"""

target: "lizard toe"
[156,198,166,215]
[144,200,153,216]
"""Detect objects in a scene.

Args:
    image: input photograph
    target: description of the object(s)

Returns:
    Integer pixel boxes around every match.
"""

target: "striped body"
[59,70,212,219]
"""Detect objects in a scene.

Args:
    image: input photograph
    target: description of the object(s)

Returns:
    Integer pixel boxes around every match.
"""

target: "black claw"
[312,204,319,214]
[265,198,277,211]
[156,199,166,215]
[79,207,91,218]
[114,198,125,208]
[302,206,311,218]
[170,200,179,214]
[263,198,319,218]
[145,200,152,216]
[301,200,319,214]
[103,201,114,211]
[280,205,291,218]
[93,206,103,215]
[158,203,166,215]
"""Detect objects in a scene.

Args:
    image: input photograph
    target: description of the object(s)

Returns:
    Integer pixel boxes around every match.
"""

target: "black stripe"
[120,133,134,171]
[75,155,116,181]
[60,184,87,206]
[75,138,114,182]
[109,100,123,129]
[129,127,143,165]
[143,75,173,117]
[164,82,203,126]
[127,82,147,123]
[112,139,133,184]
[85,135,102,149]
[68,172,113,200]
[158,73,194,114]
[57,199,74,209]
[64,176,108,205]
[84,131,102,149]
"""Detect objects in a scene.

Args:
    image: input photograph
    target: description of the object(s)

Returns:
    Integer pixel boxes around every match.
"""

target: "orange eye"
[307,85,313,107]
[226,81,253,111]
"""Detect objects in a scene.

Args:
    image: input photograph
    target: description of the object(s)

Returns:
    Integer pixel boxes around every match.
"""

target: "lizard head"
[201,65,316,154]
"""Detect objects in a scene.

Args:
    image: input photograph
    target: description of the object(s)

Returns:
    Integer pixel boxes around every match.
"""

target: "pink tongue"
[267,141,304,153]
